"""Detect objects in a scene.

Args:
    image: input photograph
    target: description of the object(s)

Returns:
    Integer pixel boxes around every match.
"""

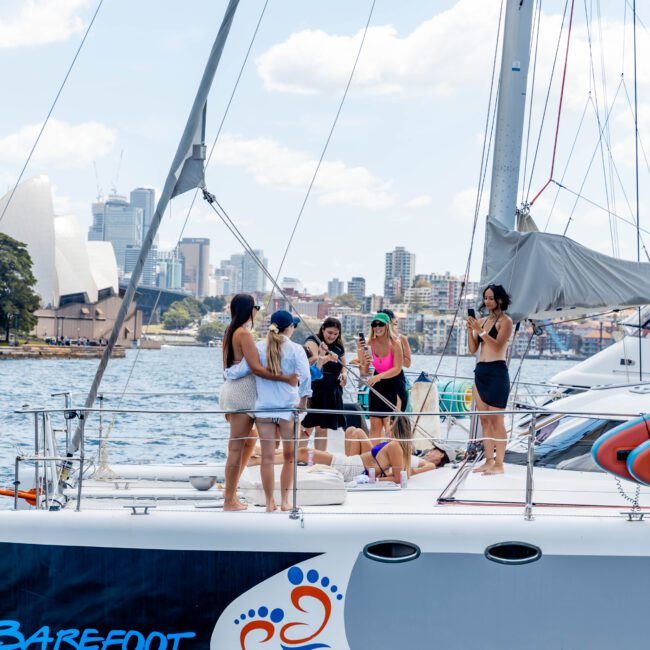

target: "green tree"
[178,296,206,319]
[163,305,192,330]
[0,233,40,342]
[334,293,360,309]
[197,321,226,344]
[203,295,225,312]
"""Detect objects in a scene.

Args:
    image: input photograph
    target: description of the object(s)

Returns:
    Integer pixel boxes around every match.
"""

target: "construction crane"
[110,149,124,195]
[92,161,103,201]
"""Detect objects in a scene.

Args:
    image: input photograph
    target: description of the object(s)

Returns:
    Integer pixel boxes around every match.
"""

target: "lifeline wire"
[0,0,104,225]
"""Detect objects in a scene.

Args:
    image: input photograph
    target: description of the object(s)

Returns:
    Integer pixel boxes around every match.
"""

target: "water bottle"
[368,467,376,484]
[307,449,314,467]
[400,470,408,489]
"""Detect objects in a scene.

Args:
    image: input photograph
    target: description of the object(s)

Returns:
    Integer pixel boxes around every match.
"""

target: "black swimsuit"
[474,317,510,408]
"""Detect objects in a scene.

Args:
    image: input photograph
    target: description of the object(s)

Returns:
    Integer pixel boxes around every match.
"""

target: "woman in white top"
[254,310,311,512]
[220,294,298,511]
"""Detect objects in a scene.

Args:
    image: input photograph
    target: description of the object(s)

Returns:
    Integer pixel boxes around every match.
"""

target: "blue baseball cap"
[270,310,300,330]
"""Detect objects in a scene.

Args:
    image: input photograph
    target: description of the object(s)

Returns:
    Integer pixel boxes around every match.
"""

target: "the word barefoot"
[236,605,284,650]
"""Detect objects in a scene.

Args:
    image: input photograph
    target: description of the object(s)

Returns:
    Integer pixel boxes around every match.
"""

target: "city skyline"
[2,2,643,298]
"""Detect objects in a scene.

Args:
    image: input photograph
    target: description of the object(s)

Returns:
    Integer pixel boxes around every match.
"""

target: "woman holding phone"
[467,284,513,475]
[302,317,347,451]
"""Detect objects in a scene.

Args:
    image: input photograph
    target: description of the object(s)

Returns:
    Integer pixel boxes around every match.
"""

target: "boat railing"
[10,402,649,519]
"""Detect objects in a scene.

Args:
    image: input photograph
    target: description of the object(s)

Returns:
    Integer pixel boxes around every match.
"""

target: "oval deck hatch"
[363,540,421,563]
[485,541,542,565]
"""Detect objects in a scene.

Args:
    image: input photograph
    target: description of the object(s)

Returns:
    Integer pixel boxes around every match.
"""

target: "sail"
[482,220,650,321]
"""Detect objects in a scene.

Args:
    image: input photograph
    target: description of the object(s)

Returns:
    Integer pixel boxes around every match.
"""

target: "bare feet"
[473,460,495,473]
[266,500,278,512]
[280,502,292,512]
[223,499,248,511]
[483,464,504,475]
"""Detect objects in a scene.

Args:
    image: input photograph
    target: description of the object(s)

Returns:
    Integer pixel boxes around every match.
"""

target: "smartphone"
[467,308,476,319]
[358,331,366,343]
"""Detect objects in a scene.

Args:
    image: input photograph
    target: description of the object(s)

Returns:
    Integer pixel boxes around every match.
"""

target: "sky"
[0,0,648,295]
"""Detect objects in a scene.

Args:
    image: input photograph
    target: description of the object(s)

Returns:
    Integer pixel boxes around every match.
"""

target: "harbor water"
[0,346,574,509]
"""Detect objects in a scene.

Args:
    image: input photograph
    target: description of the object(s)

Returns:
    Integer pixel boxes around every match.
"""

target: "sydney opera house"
[0,176,141,345]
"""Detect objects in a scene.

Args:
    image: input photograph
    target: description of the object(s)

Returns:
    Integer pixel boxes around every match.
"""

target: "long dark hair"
[480,284,511,312]
[223,293,256,368]
[316,317,344,350]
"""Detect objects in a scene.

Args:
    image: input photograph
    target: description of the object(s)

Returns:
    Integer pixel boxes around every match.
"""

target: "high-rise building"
[129,188,156,234]
[218,250,268,295]
[384,246,415,301]
[179,237,210,297]
[95,195,143,275]
[347,276,366,302]
[281,277,302,293]
[157,249,183,290]
[327,278,345,298]
[125,244,157,286]
[242,249,268,293]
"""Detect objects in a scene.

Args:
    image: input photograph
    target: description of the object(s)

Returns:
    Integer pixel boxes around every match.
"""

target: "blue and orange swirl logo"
[235,566,343,650]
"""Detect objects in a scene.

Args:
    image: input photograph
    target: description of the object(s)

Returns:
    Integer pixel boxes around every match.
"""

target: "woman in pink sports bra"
[357,312,404,441]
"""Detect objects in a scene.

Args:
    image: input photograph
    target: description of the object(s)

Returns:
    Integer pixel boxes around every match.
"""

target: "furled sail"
[482,220,650,321]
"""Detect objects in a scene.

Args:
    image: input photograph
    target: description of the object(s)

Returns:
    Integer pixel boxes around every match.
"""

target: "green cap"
[371,312,391,325]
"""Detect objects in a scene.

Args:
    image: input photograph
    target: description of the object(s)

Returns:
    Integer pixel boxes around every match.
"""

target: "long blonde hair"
[266,323,285,375]
[390,416,414,477]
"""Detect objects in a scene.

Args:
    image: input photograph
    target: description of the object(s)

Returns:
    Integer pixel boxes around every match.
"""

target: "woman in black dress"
[302,317,348,450]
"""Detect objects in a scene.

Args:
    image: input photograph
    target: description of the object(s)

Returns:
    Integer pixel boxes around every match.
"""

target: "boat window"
[504,418,624,469]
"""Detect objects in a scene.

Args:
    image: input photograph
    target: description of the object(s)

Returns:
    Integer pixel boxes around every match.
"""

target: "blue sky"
[1,0,648,294]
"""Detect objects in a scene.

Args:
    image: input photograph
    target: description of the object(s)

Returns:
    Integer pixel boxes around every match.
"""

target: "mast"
[481,0,534,280]
[70,0,240,452]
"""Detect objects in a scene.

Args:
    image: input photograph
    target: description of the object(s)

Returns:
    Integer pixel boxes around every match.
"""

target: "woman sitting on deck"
[296,416,437,482]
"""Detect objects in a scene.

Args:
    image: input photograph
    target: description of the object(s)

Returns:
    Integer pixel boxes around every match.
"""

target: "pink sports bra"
[371,341,394,373]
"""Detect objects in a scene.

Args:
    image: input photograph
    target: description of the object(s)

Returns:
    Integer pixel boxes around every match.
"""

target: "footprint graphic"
[237,606,284,649]
[279,567,343,647]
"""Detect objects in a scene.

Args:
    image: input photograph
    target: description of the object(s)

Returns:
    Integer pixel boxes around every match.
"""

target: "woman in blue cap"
[254,310,312,511]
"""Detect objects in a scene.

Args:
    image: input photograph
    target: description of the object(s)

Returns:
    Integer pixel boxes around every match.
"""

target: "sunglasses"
[253,305,262,311]
[371,322,386,328]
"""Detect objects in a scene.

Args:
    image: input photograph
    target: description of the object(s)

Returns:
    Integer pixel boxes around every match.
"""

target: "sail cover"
[481,220,650,321]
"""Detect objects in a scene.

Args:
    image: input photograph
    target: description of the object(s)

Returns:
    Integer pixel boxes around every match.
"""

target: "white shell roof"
[0,176,118,307]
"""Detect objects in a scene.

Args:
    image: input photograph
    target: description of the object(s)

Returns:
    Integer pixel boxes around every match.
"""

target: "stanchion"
[290,410,300,520]
[524,413,535,521]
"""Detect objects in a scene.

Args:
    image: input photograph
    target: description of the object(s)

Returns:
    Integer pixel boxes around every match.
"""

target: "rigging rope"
[266,0,376,310]
[0,0,104,225]
[95,0,271,473]
[529,0,576,207]
[633,0,643,381]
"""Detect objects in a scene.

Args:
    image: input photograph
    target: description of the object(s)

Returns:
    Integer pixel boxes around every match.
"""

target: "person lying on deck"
[247,422,452,475]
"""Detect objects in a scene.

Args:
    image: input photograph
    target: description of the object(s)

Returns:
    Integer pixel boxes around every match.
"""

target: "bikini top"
[478,316,500,344]
[366,440,390,477]
[371,341,394,373]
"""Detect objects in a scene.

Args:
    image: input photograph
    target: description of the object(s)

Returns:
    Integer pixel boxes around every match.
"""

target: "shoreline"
[0,345,126,359]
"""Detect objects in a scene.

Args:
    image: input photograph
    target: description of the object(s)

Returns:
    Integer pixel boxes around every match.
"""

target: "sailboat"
[3,1,650,648]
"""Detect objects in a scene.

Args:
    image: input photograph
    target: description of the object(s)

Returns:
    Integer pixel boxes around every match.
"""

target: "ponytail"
[266,323,285,375]
[390,416,414,477]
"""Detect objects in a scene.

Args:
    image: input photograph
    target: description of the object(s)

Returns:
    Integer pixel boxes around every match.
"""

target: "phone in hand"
[358,331,366,344]
[467,308,476,319]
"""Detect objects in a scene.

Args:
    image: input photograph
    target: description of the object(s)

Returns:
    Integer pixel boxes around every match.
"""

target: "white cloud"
[214,133,396,209]
[0,119,116,168]
[404,195,432,209]
[256,0,501,96]
[0,0,88,49]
